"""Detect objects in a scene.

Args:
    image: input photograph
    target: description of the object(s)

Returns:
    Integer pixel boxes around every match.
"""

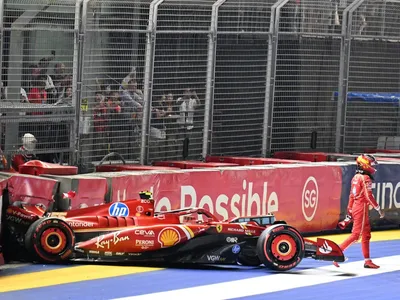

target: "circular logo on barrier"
[302,176,319,221]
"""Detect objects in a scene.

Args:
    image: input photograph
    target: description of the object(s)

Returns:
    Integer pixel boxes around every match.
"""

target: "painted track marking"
[111,255,400,300]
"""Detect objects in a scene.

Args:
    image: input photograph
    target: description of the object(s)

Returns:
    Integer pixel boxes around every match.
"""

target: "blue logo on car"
[232,244,241,254]
[109,202,129,217]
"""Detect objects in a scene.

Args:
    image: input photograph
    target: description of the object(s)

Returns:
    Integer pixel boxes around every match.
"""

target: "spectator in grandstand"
[177,88,200,131]
[164,93,176,114]
[120,67,144,111]
[53,63,69,100]
[106,90,126,153]
[106,90,122,113]
[28,77,47,105]
[11,133,37,171]
[54,86,72,106]
[92,91,108,158]
[176,88,202,159]
[30,51,57,104]
[0,81,28,102]
[150,95,167,141]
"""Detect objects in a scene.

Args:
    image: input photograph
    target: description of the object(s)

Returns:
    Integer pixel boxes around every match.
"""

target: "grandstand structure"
[0,0,399,171]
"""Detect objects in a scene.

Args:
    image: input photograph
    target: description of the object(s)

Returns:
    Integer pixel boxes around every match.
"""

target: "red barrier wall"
[109,165,342,233]
[41,174,108,210]
[7,174,59,208]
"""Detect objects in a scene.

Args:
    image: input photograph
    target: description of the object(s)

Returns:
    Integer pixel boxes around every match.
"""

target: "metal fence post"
[335,0,365,153]
[4,5,45,160]
[202,0,226,159]
[74,0,90,169]
[0,0,4,82]
[262,0,290,157]
[70,0,84,166]
[140,0,165,165]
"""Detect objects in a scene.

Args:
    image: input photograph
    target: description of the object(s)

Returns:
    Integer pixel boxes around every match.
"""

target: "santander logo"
[116,180,279,220]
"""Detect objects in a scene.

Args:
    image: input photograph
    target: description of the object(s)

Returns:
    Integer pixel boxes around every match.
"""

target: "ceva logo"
[302,176,319,221]
[109,202,129,217]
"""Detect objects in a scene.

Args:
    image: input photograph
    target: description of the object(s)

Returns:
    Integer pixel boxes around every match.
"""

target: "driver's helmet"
[356,154,378,175]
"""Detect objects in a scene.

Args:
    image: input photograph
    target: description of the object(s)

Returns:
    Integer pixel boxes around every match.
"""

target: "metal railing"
[1,0,399,171]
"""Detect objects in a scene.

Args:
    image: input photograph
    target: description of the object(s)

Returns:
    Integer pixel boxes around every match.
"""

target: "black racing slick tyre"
[257,224,305,271]
[25,218,75,263]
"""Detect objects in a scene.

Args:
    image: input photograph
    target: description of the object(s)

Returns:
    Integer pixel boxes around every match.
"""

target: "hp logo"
[109,202,129,217]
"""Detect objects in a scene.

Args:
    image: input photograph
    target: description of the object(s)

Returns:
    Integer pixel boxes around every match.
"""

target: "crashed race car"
[3,191,345,271]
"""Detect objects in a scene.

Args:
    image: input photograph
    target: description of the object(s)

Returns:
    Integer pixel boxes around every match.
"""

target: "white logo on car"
[226,237,238,243]
[318,240,332,254]
[302,176,319,221]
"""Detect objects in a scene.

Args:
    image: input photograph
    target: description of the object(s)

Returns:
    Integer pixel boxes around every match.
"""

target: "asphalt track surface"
[0,229,399,300]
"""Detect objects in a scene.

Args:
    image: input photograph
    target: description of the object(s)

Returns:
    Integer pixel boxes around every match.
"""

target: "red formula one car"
[3,192,345,271]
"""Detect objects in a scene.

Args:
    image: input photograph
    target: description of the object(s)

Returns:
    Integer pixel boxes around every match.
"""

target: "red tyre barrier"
[19,160,78,176]
[96,164,179,172]
[205,156,306,165]
[153,160,239,169]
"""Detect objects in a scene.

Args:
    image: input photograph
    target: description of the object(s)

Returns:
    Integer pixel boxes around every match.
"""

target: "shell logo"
[158,227,180,248]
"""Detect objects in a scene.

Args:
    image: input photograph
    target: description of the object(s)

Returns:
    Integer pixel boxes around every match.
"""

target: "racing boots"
[333,259,379,268]
[364,259,380,269]
[332,261,340,267]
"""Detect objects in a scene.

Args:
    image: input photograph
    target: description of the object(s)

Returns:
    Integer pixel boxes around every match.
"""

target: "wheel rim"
[40,228,67,254]
[270,234,298,262]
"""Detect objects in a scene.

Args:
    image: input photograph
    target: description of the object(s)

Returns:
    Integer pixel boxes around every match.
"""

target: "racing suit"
[339,172,380,260]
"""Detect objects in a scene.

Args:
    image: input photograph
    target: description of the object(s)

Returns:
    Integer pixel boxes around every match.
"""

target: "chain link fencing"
[343,0,400,153]
[78,0,150,170]
[270,0,343,153]
[146,0,214,162]
[2,0,400,170]
[0,0,77,171]
[209,0,273,157]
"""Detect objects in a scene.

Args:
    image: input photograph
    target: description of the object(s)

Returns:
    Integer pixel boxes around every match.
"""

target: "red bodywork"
[4,195,344,266]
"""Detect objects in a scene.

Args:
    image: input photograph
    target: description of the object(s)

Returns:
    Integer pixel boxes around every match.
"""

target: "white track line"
[0,263,31,271]
[111,255,400,300]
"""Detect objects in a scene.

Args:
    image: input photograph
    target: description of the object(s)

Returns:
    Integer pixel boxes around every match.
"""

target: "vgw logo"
[109,202,130,217]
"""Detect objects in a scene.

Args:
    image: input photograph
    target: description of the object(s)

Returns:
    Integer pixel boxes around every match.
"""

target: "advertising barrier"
[369,163,400,226]
[0,157,398,238]
[110,165,343,233]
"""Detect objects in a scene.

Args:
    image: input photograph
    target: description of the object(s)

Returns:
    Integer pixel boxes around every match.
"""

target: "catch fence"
[1,0,399,170]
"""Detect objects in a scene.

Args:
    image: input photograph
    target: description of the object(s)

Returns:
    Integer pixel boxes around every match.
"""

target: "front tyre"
[25,218,75,263]
[257,224,305,271]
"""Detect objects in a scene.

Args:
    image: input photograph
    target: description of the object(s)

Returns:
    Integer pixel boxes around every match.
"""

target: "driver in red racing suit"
[333,154,384,269]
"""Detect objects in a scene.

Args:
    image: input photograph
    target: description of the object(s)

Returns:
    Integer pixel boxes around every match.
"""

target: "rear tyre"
[25,218,75,263]
[257,224,305,271]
